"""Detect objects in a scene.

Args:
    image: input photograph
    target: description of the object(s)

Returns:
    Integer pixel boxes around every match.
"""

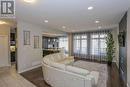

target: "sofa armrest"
[83,71,99,87]
[89,71,99,85]
[66,56,74,59]
[84,74,95,87]
[67,56,75,63]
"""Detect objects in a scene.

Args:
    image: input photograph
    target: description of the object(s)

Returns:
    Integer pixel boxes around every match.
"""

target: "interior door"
[0,35,9,67]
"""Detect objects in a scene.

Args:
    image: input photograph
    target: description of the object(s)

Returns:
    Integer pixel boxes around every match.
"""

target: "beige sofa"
[42,53,99,87]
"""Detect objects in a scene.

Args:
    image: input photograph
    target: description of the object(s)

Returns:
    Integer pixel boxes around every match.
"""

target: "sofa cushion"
[49,53,65,62]
[58,53,66,60]
[50,53,60,62]
[50,62,66,70]
[58,58,74,65]
[66,65,90,76]
[43,55,53,65]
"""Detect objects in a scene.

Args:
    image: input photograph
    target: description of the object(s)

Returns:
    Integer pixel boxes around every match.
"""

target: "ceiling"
[16,0,130,32]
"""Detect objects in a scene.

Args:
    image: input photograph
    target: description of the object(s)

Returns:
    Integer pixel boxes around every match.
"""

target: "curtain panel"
[73,30,109,62]
[58,36,69,54]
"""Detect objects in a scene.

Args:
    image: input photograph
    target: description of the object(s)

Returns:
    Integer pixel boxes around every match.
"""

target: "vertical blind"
[73,30,109,62]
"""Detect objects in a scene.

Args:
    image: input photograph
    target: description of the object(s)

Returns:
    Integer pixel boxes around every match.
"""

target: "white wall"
[17,20,64,73]
[0,25,10,67]
[111,27,119,67]
[127,8,130,87]
[0,25,10,35]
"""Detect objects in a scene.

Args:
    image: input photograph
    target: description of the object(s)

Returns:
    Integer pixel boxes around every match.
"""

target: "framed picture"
[34,36,39,48]
[23,31,30,45]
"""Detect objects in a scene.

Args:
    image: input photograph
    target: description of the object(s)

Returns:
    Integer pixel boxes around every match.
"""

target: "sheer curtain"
[73,33,88,58]
[58,36,68,54]
[73,30,109,62]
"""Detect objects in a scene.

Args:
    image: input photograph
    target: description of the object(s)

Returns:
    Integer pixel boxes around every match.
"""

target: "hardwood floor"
[21,62,126,87]
[21,67,50,87]
[0,66,36,87]
[107,63,126,87]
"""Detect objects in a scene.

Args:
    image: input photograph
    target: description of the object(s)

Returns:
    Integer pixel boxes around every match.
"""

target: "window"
[73,31,108,61]
[73,34,87,55]
[90,34,107,56]
[59,37,68,53]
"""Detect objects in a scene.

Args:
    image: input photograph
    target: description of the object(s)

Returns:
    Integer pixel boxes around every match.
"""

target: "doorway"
[10,28,17,70]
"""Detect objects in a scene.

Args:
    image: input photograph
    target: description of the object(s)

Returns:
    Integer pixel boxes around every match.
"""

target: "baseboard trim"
[18,64,42,74]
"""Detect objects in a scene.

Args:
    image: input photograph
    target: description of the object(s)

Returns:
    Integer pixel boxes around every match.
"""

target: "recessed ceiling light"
[0,21,6,24]
[24,0,35,3]
[88,6,94,10]
[98,26,102,29]
[95,21,100,23]
[44,20,48,23]
[62,26,66,29]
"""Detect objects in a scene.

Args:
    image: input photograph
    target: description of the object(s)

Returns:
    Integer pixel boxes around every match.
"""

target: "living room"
[0,0,130,87]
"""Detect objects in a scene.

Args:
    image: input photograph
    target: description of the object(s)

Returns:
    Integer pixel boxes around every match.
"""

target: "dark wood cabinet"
[43,49,59,57]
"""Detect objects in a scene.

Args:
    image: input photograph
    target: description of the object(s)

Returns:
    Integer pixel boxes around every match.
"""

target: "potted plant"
[106,32,115,65]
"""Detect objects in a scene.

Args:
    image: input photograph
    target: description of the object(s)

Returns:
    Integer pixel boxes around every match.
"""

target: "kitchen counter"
[43,49,60,57]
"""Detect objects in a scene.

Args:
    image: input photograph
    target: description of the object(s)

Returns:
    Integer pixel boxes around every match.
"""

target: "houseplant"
[106,32,115,65]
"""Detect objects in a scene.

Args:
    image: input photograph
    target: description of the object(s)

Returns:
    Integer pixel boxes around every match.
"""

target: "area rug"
[72,60,108,87]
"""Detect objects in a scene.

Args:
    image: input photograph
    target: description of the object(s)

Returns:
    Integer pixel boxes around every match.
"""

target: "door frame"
[10,27,18,71]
